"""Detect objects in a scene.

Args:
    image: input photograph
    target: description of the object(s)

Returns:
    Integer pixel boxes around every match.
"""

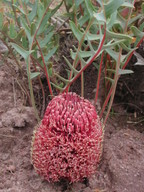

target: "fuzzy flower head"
[31,92,103,183]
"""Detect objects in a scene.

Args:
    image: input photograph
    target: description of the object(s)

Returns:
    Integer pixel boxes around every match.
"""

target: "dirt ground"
[0,56,144,192]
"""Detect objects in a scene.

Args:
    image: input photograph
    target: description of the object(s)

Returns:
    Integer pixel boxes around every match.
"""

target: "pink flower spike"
[31,92,104,183]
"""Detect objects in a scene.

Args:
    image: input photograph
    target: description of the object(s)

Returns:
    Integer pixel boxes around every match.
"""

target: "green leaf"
[105,48,126,62]
[55,73,70,83]
[103,39,126,49]
[86,33,101,41]
[120,43,137,52]
[21,18,32,44]
[63,56,79,75]
[44,46,58,62]
[106,29,133,42]
[39,30,54,48]
[70,21,100,42]
[22,36,28,49]
[37,12,51,35]
[85,0,96,18]
[0,12,3,29]
[9,22,17,39]
[93,11,106,23]
[78,13,89,27]
[14,29,25,42]
[12,4,26,15]
[128,14,142,26]
[117,12,126,30]
[30,72,40,79]
[104,0,125,18]
[31,22,36,36]
[11,43,32,60]
[48,67,53,77]
[28,0,38,22]
[105,77,114,84]
[70,21,83,42]
[51,82,64,91]
[118,69,133,75]
[37,3,44,19]
[107,11,117,29]
[131,26,144,38]
[71,49,93,60]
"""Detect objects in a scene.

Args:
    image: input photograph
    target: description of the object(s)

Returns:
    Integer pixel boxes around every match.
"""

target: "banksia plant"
[31,92,104,183]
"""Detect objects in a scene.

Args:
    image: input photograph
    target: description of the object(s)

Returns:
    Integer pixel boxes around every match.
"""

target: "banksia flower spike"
[31,92,104,183]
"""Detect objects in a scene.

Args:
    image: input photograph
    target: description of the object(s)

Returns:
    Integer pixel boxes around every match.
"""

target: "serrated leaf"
[107,11,117,29]
[120,42,137,52]
[55,73,70,83]
[106,29,133,42]
[128,14,142,26]
[21,18,32,44]
[118,69,133,75]
[85,0,96,18]
[78,13,89,27]
[103,39,126,49]
[11,43,32,60]
[37,12,51,35]
[71,49,93,60]
[51,82,64,91]
[131,26,144,38]
[30,72,40,79]
[63,56,79,75]
[39,30,54,48]
[105,48,126,62]
[28,0,38,22]
[117,12,126,30]
[70,21,100,42]
[70,21,83,42]
[44,46,58,62]
[104,0,125,18]
[93,11,106,23]
[86,33,101,41]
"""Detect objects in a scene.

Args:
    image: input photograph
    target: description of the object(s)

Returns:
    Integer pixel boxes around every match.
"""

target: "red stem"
[94,51,104,104]
[79,4,84,16]
[36,40,53,97]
